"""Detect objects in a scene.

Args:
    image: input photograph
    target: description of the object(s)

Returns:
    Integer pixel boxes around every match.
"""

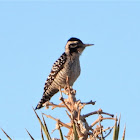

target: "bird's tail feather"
[35,89,59,110]
[35,94,50,110]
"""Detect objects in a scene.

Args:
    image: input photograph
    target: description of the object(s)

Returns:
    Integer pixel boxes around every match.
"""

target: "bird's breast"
[52,56,81,88]
[65,56,81,86]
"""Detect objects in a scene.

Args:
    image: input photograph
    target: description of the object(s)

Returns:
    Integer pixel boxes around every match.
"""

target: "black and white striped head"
[65,37,93,55]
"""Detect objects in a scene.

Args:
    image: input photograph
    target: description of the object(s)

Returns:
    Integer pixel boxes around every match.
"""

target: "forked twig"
[59,96,71,113]
[43,113,72,129]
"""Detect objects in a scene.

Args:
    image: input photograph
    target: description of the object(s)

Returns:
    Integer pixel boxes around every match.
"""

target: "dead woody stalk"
[43,77,116,140]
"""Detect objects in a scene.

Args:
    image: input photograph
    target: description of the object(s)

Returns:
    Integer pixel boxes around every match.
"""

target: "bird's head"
[65,37,94,55]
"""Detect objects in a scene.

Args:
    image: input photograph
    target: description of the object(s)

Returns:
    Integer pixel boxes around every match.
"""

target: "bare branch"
[81,100,96,106]
[83,109,114,118]
[59,97,71,113]
[90,117,116,127]
[43,113,72,130]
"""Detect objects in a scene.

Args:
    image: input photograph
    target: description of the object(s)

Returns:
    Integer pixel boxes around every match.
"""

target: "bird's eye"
[69,43,77,48]
[70,43,75,46]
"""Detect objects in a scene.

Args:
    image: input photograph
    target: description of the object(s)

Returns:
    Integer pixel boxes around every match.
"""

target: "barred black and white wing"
[35,53,67,110]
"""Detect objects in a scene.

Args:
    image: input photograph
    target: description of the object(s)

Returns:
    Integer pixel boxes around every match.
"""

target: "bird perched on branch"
[35,37,93,110]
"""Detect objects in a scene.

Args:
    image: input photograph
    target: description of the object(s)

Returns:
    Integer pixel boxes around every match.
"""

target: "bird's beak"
[84,44,94,47]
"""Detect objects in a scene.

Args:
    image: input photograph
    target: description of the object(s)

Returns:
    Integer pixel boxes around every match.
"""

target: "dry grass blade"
[122,124,126,140]
[25,129,34,140]
[73,122,78,140]
[112,116,118,140]
[58,125,64,140]
[1,128,12,140]
[41,127,44,140]
[42,114,51,139]
[116,114,121,139]
[32,107,51,140]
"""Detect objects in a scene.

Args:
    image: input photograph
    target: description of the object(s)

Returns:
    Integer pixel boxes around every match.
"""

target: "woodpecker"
[35,37,93,110]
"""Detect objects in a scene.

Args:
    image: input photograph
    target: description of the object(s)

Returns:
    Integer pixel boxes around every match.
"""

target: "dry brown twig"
[43,77,117,140]
[43,113,72,130]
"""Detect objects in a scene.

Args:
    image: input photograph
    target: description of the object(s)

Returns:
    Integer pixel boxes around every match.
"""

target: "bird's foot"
[64,86,76,95]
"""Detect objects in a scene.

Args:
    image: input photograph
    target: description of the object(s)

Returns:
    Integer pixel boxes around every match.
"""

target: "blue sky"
[0,1,140,140]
